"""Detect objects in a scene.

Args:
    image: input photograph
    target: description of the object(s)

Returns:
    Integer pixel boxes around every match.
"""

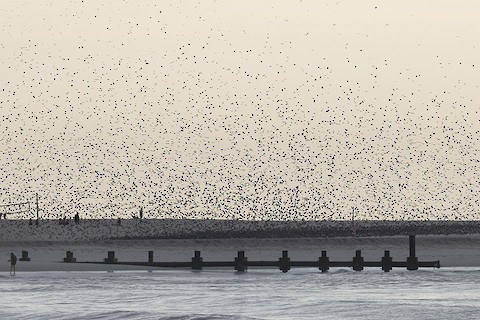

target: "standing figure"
[9,252,17,276]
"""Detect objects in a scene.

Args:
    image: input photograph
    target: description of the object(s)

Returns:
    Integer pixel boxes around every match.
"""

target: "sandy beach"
[1,219,480,272]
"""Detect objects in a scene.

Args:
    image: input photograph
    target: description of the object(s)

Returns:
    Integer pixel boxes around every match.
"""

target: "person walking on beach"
[8,252,17,276]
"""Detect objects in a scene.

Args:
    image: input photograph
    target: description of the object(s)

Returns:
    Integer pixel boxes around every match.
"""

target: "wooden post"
[407,235,418,270]
[64,251,76,263]
[19,250,31,262]
[234,250,248,272]
[352,250,364,271]
[192,250,203,270]
[318,250,330,273]
[36,193,39,220]
[148,251,154,263]
[409,235,416,257]
[104,251,118,263]
[279,250,291,273]
[381,250,393,272]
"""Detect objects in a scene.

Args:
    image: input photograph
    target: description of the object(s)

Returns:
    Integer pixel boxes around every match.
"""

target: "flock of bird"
[1,1,479,221]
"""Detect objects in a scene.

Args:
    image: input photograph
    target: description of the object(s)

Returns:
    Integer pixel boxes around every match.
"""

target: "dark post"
[64,251,76,263]
[19,250,31,262]
[36,193,39,220]
[279,250,291,273]
[104,251,118,263]
[192,250,203,270]
[318,250,330,273]
[148,251,154,263]
[381,250,393,272]
[407,235,418,270]
[234,250,248,272]
[352,250,364,271]
[409,235,416,257]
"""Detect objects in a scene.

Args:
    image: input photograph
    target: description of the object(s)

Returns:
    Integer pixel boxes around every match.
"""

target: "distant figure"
[74,213,80,224]
[140,207,143,219]
[8,253,17,276]
[35,219,39,226]
[3,213,6,219]
[351,226,357,237]
[58,218,63,225]
[29,218,33,225]
[117,217,122,226]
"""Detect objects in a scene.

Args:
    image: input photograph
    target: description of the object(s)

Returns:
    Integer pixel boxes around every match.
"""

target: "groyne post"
[381,250,393,272]
[352,250,364,271]
[279,250,291,273]
[148,251,154,263]
[407,235,419,271]
[104,251,118,263]
[192,250,203,270]
[64,251,76,263]
[234,251,248,272]
[19,250,31,262]
[318,250,330,273]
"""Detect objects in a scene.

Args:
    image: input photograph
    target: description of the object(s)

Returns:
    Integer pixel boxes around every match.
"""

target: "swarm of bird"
[1,1,479,222]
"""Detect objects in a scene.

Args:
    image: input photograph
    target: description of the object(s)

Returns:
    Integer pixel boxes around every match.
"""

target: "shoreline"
[1,234,480,271]
[2,219,479,272]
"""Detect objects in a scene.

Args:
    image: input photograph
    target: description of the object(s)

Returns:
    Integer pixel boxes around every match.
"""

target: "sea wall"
[1,219,479,242]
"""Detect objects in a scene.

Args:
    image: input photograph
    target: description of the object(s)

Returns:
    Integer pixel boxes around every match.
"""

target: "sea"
[1,267,479,320]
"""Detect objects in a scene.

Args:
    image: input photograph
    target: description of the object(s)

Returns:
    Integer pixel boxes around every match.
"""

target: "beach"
[1,219,480,272]
[3,219,480,320]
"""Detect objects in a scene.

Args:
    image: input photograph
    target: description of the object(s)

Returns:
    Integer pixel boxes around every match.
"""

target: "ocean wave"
[159,315,263,320]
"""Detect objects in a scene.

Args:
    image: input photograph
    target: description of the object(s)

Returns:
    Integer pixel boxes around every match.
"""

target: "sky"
[1,0,479,220]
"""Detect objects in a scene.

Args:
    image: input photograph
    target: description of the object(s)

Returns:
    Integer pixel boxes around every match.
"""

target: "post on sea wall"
[192,250,203,270]
[407,235,418,270]
[352,250,364,271]
[64,251,76,263]
[234,251,248,272]
[279,250,291,273]
[318,250,330,273]
[381,250,393,272]
[36,193,39,220]
[104,251,118,263]
[19,250,31,262]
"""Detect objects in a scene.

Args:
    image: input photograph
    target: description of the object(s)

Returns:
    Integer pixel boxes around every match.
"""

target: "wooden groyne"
[64,235,440,272]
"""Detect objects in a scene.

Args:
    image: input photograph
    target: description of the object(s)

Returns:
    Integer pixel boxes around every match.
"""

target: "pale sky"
[1,1,479,220]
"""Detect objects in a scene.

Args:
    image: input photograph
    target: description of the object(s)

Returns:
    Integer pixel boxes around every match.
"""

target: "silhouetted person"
[140,207,143,219]
[29,218,33,225]
[74,213,80,224]
[9,253,17,276]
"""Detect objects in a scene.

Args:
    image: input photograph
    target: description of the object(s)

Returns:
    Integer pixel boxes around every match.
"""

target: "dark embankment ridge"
[2,219,478,241]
